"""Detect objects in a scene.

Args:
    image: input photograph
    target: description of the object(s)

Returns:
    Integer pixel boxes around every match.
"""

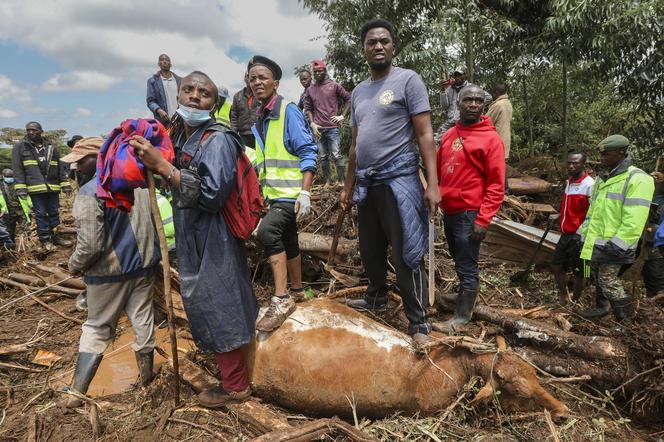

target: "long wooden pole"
[146,170,180,405]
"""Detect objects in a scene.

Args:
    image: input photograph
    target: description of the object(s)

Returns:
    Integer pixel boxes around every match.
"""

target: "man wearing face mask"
[0,169,32,241]
[247,56,318,333]
[12,121,72,248]
[131,71,259,408]
[60,137,160,408]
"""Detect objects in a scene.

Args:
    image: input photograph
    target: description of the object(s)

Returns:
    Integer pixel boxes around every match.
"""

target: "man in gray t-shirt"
[341,19,440,346]
[351,67,431,169]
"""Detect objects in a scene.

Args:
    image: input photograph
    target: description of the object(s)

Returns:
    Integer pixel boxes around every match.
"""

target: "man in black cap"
[439,66,492,133]
[578,135,654,320]
[247,55,318,332]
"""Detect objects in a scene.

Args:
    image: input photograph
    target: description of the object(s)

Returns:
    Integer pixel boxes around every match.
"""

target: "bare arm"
[411,112,441,218]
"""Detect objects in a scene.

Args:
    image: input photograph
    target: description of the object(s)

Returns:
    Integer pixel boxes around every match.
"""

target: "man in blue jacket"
[146,54,181,126]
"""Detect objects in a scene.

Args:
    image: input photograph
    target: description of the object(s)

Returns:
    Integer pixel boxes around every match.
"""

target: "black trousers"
[443,211,481,293]
[357,185,430,335]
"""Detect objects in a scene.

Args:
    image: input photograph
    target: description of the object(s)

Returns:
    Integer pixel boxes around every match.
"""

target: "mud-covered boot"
[611,296,634,321]
[256,295,296,332]
[321,161,331,185]
[440,289,478,330]
[198,385,251,408]
[134,350,154,386]
[52,233,72,247]
[579,290,611,318]
[62,352,103,408]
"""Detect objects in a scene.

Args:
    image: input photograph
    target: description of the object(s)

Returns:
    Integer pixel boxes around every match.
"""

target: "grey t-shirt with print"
[350,67,431,169]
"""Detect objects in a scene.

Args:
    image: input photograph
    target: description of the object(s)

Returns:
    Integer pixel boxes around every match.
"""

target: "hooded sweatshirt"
[437,116,505,227]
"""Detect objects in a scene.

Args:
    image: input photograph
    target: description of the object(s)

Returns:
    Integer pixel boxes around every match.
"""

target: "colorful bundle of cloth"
[97,118,174,211]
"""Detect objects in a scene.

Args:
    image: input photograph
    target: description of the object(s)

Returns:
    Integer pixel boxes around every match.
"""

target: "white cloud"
[0,0,328,132]
[0,107,19,118]
[73,107,92,117]
[0,74,32,103]
[43,71,120,92]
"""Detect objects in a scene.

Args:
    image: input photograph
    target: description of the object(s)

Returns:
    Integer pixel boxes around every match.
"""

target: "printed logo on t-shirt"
[379,90,394,105]
[452,138,463,152]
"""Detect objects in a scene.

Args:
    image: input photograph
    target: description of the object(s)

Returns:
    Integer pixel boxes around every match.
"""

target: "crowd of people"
[4,18,663,411]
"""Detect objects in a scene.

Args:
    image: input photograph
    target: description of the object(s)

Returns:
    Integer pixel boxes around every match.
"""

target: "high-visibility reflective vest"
[157,194,176,251]
[254,101,302,201]
[215,101,232,127]
[579,164,654,261]
[0,192,32,223]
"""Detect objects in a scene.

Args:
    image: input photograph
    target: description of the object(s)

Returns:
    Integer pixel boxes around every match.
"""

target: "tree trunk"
[523,76,534,155]
[561,58,568,160]
[465,3,474,82]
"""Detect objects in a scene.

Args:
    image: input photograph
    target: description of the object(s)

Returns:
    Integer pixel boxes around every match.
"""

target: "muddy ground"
[1,178,664,441]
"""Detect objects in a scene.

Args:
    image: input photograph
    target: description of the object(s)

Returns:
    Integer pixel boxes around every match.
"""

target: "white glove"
[330,115,345,125]
[295,190,311,221]
[310,122,321,139]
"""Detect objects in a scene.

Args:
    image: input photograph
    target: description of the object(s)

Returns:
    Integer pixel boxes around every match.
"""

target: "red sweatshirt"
[437,116,505,227]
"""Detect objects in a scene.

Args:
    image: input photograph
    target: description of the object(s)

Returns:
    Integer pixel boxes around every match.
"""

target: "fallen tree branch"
[0,361,43,373]
[168,417,229,441]
[250,417,378,442]
[611,363,664,395]
[468,302,626,360]
[0,277,83,324]
[31,264,86,290]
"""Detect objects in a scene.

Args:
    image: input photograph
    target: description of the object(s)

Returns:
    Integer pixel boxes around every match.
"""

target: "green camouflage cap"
[597,134,630,153]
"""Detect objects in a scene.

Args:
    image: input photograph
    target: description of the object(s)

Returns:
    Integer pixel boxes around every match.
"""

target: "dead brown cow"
[247,299,568,419]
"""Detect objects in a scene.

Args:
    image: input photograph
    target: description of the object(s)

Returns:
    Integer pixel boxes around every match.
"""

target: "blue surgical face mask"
[176,104,212,127]
[3,177,15,184]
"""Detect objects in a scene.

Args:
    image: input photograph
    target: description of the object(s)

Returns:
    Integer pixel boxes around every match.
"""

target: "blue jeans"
[443,210,481,293]
[318,128,344,182]
[31,192,60,241]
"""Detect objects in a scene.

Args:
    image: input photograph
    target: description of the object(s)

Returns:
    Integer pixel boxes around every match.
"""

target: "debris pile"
[0,183,663,441]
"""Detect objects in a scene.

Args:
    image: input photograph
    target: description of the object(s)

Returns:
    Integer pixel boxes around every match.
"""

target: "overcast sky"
[0,0,328,139]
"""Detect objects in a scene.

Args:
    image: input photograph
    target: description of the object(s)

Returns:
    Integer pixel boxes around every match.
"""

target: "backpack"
[200,125,264,240]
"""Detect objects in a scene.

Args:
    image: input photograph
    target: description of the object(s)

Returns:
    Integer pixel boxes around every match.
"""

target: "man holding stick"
[133,71,258,407]
[60,137,161,408]
[341,19,440,345]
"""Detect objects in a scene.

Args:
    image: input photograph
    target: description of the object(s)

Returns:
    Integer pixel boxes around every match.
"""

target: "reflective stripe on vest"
[254,100,302,200]
[157,194,176,250]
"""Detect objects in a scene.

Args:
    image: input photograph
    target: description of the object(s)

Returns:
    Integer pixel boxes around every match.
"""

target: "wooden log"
[508,176,552,195]
[9,273,45,287]
[467,302,626,360]
[33,264,86,290]
[250,417,378,442]
[515,347,628,386]
[298,232,356,256]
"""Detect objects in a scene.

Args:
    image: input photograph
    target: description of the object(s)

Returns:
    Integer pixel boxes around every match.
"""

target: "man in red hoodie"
[437,85,505,328]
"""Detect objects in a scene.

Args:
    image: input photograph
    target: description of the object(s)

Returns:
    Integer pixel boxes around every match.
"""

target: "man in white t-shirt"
[146,54,181,126]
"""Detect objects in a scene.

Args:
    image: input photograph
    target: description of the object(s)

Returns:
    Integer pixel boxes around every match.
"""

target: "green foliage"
[300,0,662,167]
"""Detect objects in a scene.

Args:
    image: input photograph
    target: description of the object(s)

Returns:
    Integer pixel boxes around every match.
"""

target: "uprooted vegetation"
[0,182,663,441]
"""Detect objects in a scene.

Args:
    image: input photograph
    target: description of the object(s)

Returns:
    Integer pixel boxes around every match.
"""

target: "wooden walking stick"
[146,170,180,405]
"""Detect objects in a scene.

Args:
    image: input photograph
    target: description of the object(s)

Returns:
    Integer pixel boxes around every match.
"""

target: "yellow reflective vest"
[254,100,303,201]
[157,194,175,251]
[579,159,654,263]
[215,101,232,127]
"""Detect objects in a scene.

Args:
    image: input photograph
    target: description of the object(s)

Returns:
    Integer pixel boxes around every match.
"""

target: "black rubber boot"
[321,161,331,184]
[441,289,478,329]
[611,296,634,321]
[579,290,611,318]
[336,164,346,183]
[134,350,154,386]
[71,352,103,394]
